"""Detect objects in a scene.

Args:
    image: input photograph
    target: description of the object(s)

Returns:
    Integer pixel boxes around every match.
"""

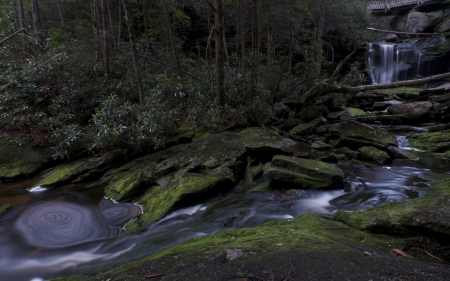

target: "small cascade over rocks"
[368,39,450,85]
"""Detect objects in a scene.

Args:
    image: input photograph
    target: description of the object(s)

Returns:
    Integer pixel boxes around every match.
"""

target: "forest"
[0,0,371,158]
[2,1,450,281]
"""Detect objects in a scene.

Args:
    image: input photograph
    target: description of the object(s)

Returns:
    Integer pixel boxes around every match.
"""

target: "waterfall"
[368,40,450,85]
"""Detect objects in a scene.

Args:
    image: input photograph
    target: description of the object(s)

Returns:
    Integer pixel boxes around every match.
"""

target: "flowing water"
[1,127,449,281]
[368,41,450,84]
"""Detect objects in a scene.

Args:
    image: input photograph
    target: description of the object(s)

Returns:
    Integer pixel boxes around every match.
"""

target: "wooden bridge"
[367,0,443,14]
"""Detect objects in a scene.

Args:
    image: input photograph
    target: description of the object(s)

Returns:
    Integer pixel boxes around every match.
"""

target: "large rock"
[358,146,392,164]
[392,12,430,33]
[335,174,450,237]
[264,155,343,189]
[290,117,326,135]
[336,121,398,147]
[387,101,434,119]
[437,19,450,33]
[408,130,450,158]
[35,150,123,188]
[0,138,52,180]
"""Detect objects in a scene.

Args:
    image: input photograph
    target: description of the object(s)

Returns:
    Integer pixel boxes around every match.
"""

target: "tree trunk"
[100,0,110,77]
[91,0,100,61]
[56,0,66,32]
[117,0,122,46]
[30,0,41,31]
[107,0,115,47]
[214,0,225,107]
[122,0,144,103]
[249,0,259,102]
[30,0,41,42]
[315,4,326,75]
[239,0,246,64]
[161,0,183,77]
[266,12,271,72]
[17,0,27,55]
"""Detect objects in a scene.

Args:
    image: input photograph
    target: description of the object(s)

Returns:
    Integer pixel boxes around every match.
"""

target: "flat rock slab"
[264,155,343,189]
[337,120,398,147]
[387,101,435,119]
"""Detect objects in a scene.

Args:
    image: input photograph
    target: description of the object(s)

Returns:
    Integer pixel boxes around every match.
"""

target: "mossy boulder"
[236,127,294,159]
[0,138,52,180]
[290,117,326,135]
[358,146,392,164]
[58,213,450,281]
[35,150,123,188]
[264,155,343,189]
[408,130,450,154]
[387,101,435,119]
[126,165,236,232]
[335,174,450,237]
[336,121,398,147]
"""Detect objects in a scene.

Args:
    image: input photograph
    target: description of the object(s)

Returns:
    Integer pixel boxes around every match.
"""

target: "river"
[1,124,449,281]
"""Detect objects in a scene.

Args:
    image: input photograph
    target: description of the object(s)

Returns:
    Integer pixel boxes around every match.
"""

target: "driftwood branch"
[366,27,439,36]
[0,28,25,45]
[107,47,203,82]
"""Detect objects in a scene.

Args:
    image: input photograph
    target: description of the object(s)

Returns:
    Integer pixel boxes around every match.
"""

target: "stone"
[318,155,338,163]
[385,33,398,42]
[336,120,398,147]
[290,117,326,136]
[310,141,333,151]
[277,119,305,131]
[0,138,52,180]
[387,146,418,160]
[335,175,450,237]
[129,165,236,231]
[264,155,343,189]
[408,130,450,153]
[35,150,123,188]
[299,105,329,121]
[387,101,435,119]
[438,19,450,33]
[392,12,431,33]
[428,93,450,103]
[0,204,11,217]
[223,209,249,227]
[334,147,359,160]
[327,111,345,120]
[344,107,366,117]
[358,146,392,164]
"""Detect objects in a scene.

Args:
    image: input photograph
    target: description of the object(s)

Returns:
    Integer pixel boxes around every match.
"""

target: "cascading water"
[368,40,450,85]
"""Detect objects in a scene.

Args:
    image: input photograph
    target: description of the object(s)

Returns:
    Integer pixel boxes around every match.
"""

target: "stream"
[1,126,450,281]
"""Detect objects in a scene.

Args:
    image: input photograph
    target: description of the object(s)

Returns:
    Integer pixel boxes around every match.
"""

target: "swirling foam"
[14,199,140,249]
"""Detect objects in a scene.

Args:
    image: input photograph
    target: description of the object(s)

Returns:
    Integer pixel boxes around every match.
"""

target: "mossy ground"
[53,214,450,281]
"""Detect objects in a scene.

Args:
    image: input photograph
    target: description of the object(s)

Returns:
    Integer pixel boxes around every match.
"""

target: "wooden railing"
[367,0,434,10]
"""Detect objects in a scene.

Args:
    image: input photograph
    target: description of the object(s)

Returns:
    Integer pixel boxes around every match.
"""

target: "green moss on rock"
[0,138,52,180]
[66,213,425,281]
[335,174,450,236]
[337,120,398,147]
[133,166,235,228]
[0,204,11,217]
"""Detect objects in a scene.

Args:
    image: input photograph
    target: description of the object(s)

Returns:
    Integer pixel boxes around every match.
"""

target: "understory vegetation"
[0,0,371,158]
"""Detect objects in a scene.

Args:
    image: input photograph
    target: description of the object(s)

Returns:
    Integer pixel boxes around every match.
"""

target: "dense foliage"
[0,0,372,158]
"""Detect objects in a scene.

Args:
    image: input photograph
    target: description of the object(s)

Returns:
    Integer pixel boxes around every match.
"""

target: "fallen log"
[366,27,438,36]
[285,71,450,106]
